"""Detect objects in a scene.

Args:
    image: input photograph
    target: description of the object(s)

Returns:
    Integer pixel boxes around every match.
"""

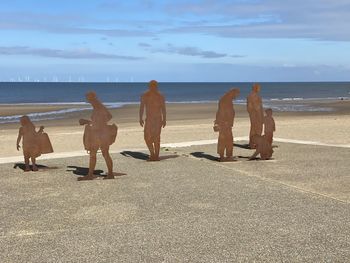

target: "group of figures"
[16,80,275,180]
[215,83,275,162]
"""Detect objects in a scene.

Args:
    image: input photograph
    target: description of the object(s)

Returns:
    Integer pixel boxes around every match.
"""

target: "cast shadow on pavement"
[120,151,179,161]
[66,166,127,177]
[66,166,104,176]
[14,163,58,171]
[190,152,219,162]
[234,143,251,149]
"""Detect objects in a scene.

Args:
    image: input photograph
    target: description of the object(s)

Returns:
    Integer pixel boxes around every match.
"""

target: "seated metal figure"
[263,108,276,145]
[249,135,273,160]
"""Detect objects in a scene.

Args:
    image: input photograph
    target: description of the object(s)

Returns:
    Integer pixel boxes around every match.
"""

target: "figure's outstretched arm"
[16,128,23,151]
[139,96,145,127]
[79,119,91,125]
[161,96,166,128]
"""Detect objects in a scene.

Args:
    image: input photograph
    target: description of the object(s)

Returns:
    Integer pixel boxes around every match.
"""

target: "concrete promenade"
[0,141,349,262]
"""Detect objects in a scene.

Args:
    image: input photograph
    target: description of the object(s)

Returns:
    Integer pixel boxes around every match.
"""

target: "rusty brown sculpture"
[78,91,118,180]
[247,83,264,149]
[139,80,166,161]
[16,116,53,172]
[264,108,276,145]
[214,88,240,162]
[249,135,273,160]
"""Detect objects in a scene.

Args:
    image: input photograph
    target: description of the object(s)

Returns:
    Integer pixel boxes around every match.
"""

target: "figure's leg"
[217,131,225,161]
[249,114,255,148]
[78,149,98,180]
[257,116,263,136]
[88,150,97,176]
[154,137,161,161]
[144,124,155,160]
[24,153,30,172]
[31,157,38,171]
[102,147,114,179]
[153,123,163,161]
[225,128,234,160]
[145,139,155,160]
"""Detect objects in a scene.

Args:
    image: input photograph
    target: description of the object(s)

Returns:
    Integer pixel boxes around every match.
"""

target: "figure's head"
[149,80,158,92]
[86,91,97,103]
[20,115,31,126]
[252,83,261,93]
[228,88,240,99]
[265,108,273,116]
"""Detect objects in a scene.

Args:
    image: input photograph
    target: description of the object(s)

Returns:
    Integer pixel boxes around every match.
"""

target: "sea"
[0,82,349,124]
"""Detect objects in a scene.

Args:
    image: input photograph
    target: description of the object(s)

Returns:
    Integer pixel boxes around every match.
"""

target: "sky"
[0,0,350,82]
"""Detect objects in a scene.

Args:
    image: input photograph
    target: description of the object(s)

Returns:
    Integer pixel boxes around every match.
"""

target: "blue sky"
[0,0,350,82]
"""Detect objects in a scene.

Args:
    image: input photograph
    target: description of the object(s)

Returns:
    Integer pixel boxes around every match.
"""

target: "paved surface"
[0,141,349,262]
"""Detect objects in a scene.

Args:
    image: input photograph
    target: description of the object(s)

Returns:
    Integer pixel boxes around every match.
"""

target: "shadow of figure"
[159,154,179,160]
[67,166,127,178]
[120,151,149,160]
[233,143,251,150]
[121,151,179,161]
[67,166,104,176]
[14,163,56,171]
[236,155,251,160]
[190,152,219,162]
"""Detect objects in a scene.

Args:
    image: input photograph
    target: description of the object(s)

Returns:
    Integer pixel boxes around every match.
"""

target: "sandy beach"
[0,100,349,160]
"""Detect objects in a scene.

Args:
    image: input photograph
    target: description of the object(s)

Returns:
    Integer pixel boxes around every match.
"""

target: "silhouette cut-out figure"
[247,83,264,149]
[214,88,240,162]
[16,116,53,172]
[264,108,276,145]
[249,135,273,160]
[78,91,118,180]
[139,80,166,161]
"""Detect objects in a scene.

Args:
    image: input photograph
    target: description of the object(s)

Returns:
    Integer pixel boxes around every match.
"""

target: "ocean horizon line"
[1,81,350,84]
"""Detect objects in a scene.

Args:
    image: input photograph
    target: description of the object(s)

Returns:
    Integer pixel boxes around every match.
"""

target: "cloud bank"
[0,46,143,60]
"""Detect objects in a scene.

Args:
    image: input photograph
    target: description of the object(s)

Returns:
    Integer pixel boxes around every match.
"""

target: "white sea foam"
[268,96,350,102]
[0,102,129,124]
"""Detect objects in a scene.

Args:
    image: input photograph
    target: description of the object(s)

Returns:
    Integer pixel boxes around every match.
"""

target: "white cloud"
[144,43,244,59]
[164,0,350,41]
[0,46,143,60]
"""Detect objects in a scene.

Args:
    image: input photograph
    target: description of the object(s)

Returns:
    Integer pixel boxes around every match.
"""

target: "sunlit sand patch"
[186,201,216,210]
[10,230,39,237]
[73,202,138,222]
[134,182,152,189]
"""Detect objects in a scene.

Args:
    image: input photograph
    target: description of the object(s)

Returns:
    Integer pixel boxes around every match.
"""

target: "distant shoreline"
[0,99,349,126]
[0,95,348,106]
